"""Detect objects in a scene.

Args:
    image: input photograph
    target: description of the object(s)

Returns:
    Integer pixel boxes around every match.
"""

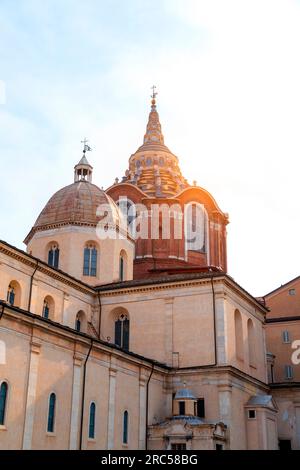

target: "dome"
[174,388,196,400]
[24,180,122,244]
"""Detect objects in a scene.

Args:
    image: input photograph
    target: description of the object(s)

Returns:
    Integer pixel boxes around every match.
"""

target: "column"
[218,383,232,447]
[215,294,227,365]
[107,365,117,449]
[62,292,70,326]
[165,298,174,366]
[164,385,173,417]
[69,354,83,449]
[22,341,41,449]
[138,373,146,449]
[29,281,39,314]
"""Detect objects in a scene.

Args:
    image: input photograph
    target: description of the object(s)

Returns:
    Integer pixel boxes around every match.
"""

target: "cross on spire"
[81,138,92,154]
[151,85,158,100]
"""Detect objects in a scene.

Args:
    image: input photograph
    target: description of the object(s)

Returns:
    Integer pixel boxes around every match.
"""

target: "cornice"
[99,276,222,297]
[24,220,134,245]
[266,316,300,323]
[98,274,268,313]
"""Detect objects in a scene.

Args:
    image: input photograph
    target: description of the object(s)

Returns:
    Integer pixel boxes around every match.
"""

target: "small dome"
[24,180,122,244]
[174,388,196,400]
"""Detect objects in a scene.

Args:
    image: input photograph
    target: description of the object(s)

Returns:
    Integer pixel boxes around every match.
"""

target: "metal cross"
[81,138,91,153]
[151,85,158,100]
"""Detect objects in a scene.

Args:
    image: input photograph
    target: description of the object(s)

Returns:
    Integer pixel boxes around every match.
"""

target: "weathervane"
[81,137,92,154]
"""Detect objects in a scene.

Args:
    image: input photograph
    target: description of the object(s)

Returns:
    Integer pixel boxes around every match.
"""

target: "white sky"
[0,0,300,296]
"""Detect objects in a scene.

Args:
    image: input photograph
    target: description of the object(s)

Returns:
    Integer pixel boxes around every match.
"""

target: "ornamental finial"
[151,85,158,107]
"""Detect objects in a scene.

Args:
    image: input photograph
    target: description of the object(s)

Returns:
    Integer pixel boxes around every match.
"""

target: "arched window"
[185,203,207,254]
[83,244,98,277]
[117,198,137,237]
[89,402,96,439]
[123,410,128,444]
[42,296,54,320]
[75,316,81,332]
[6,281,21,307]
[247,319,256,367]
[119,256,124,281]
[7,284,15,306]
[119,250,127,282]
[75,311,87,333]
[0,382,8,425]
[115,313,129,350]
[47,393,56,433]
[282,330,291,343]
[43,300,49,319]
[48,243,59,269]
[234,310,244,361]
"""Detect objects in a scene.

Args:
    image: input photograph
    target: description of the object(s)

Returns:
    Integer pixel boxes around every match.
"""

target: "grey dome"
[174,388,196,400]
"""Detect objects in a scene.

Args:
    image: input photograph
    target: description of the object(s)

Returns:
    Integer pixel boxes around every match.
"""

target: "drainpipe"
[210,275,218,366]
[97,291,102,340]
[28,260,39,312]
[79,339,93,450]
[145,363,155,450]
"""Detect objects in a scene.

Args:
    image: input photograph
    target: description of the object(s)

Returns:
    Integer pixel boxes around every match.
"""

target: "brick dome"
[24,180,120,244]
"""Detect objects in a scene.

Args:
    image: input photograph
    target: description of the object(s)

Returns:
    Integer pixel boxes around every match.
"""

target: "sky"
[1,0,300,296]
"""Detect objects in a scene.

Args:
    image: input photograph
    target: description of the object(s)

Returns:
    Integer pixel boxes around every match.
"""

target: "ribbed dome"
[24,180,120,244]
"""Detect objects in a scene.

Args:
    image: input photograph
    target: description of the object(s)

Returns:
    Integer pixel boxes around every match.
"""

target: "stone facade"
[0,239,278,450]
[0,97,299,450]
[264,276,300,450]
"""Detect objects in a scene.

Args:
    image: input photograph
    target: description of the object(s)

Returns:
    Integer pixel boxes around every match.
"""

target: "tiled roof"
[97,271,225,290]
[24,181,119,244]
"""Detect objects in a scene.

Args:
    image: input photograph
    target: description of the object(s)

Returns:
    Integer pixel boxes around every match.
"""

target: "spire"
[123,88,189,197]
[143,85,164,146]
[74,138,93,182]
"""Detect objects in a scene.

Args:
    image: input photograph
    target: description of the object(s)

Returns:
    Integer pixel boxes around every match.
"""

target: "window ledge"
[0,425,7,431]
[46,432,56,437]
[122,443,129,448]
[87,438,96,443]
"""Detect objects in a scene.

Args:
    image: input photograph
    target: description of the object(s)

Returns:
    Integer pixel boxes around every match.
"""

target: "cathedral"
[0,93,299,450]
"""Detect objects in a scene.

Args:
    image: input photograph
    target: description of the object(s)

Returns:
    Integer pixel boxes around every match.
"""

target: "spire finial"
[142,86,164,145]
[151,85,157,100]
[151,85,158,108]
[81,137,92,156]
